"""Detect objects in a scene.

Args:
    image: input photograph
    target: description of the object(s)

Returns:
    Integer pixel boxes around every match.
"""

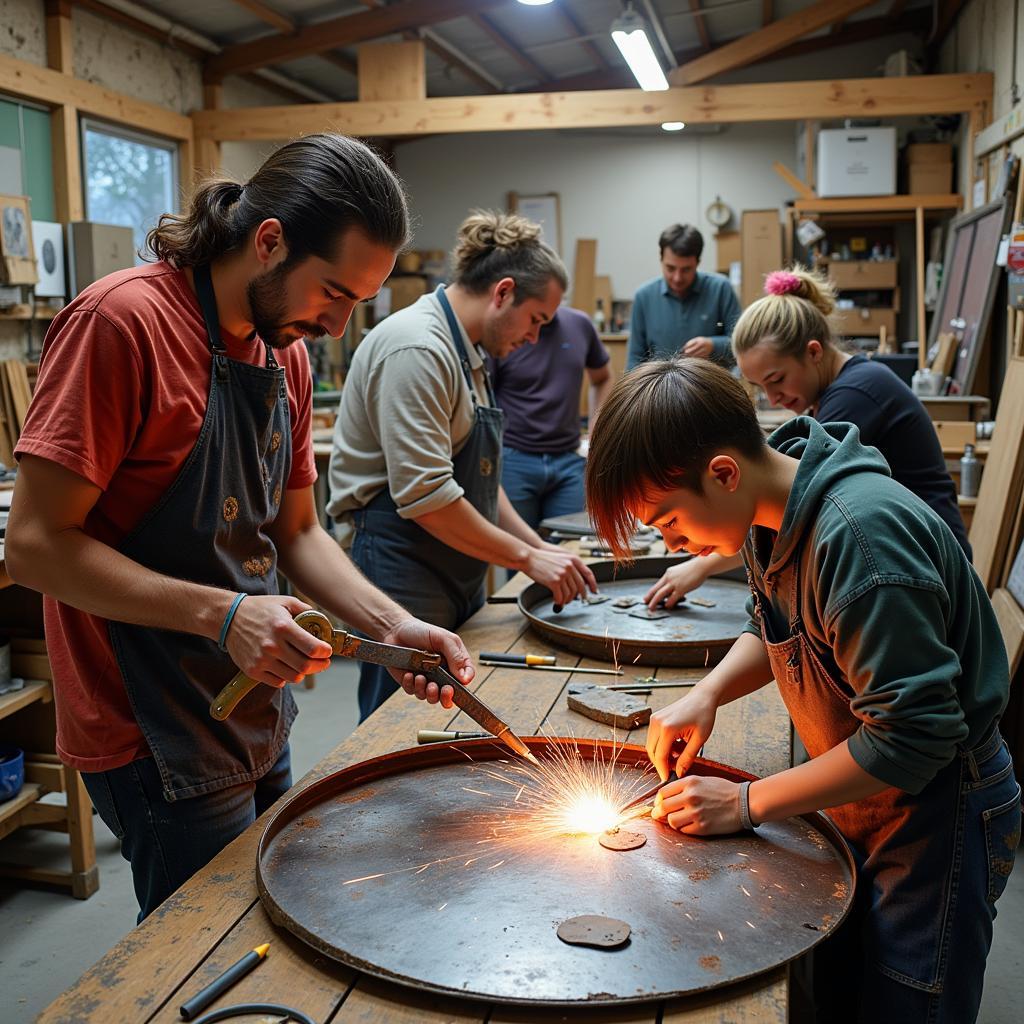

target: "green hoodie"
[742,416,1008,794]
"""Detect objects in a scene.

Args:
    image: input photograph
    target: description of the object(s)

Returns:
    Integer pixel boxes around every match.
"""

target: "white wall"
[394,124,797,299]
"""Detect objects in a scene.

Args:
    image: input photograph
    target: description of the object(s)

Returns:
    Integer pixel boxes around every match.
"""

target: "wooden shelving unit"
[789,195,964,362]
[0,626,98,898]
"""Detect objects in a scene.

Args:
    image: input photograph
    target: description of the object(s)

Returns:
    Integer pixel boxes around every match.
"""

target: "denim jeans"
[501,446,585,530]
[813,729,1021,1023]
[83,744,292,921]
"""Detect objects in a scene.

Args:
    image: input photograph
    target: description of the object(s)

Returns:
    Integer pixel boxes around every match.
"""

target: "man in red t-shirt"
[6,134,473,920]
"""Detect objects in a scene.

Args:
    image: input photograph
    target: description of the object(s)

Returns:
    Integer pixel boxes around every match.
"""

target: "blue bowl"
[0,744,25,802]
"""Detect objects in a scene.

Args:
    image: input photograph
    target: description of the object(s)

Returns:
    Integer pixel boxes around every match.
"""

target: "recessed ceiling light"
[662,121,686,131]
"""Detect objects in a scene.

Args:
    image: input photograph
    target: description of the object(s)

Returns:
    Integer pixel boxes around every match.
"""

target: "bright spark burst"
[340,734,656,887]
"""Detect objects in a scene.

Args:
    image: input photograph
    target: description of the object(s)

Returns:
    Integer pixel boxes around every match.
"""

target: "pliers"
[210,610,539,765]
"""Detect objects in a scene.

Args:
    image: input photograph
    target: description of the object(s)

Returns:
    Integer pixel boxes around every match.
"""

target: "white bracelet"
[739,780,757,830]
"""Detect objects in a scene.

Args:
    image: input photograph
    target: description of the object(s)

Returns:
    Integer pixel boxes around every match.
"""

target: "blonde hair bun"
[454,210,541,263]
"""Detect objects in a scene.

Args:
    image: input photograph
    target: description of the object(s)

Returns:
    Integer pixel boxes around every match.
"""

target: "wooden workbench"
[39,571,794,1024]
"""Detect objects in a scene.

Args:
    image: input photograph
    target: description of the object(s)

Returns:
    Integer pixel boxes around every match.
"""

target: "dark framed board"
[928,197,1015,395]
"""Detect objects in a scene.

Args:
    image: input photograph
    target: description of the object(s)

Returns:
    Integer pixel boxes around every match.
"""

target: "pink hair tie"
[764,271,802,296]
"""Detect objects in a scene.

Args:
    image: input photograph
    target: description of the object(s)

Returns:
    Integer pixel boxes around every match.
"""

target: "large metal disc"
[517,558,752,666]
[258,740,854,1007]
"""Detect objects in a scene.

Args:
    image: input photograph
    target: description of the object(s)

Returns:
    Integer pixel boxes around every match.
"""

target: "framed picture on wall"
[508,192,562,254]
[0,194,37,286]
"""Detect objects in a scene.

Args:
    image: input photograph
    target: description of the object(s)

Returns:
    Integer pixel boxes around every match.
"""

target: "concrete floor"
[0,664,1021,1023]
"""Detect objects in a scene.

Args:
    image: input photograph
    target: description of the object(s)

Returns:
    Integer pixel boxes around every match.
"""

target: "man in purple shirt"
[490,306,612,528]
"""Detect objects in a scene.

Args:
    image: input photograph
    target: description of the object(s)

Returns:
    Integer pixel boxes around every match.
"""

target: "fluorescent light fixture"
[662,121,686,131]
[611,7,669,91]
[516,0,554,5]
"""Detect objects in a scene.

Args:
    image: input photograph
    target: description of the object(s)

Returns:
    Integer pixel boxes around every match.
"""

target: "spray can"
[959,443,981,499]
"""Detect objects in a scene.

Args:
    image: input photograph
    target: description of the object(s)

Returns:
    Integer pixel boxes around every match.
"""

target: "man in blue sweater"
[627,223,740,371]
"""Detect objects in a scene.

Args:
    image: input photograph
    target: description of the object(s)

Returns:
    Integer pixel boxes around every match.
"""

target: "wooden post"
[572,239,597,317]
[193,82,223,185]
[65,769,99,899]
[968,100,990,208]
[916,205,926,364]
[357,40,426,102]
[44,0,84,222]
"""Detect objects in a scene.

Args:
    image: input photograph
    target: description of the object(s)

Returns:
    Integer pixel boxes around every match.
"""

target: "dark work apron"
[108,263,296,802]
[746,541,1013,1008]
[351,285,504,717]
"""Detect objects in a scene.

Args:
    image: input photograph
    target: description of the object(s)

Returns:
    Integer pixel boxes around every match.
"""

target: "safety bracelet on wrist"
[739,780,757,831]
[218,592,247,652]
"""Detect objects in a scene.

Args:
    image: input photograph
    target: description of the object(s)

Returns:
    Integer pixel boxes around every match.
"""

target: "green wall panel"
[0,98,57,222]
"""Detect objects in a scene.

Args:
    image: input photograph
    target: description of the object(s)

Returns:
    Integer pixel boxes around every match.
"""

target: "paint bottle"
[959,444,981,499]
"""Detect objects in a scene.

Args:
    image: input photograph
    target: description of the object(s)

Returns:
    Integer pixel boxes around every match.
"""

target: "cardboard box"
[824,259,898,290]
[832,306,896,337]
[817,127,897,197]
[909,162,953,195]
[714,231,740,274]
[740,211,782,308]
[906,143,953,165]
[68,222,135,296]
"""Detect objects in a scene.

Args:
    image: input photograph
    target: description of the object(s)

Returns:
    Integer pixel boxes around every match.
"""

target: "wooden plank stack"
[0,359,33,466]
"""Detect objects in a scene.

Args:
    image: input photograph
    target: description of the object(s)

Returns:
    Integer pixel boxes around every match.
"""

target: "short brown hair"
[451,210,567,302]
[586,359,766,558]
[659,223,703,260]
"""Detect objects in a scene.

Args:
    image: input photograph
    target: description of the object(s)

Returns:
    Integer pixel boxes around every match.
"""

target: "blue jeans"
[82,745,292,921]
[501,446,585,530]
[813,729,1021,1023]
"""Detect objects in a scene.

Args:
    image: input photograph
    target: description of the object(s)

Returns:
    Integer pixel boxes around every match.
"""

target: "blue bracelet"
[218,592,247,652]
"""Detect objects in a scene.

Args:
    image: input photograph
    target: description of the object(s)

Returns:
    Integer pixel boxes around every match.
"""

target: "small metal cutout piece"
[611,597,638,610]
[688,596,717,608]
[222,496,239,522]
[557,915,631,949]
[599,828,646,851]
[270,430,282,452]
[582,593,611,606]
[629,607,670,620]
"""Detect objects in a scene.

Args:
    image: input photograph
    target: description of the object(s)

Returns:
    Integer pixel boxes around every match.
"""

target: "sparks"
[339,734,656,887]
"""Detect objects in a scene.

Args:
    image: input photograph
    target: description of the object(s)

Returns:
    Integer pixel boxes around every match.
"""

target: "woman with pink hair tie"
[644,264,970,611]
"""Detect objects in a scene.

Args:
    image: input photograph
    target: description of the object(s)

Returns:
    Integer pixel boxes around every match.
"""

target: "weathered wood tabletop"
[39,568,793,1024]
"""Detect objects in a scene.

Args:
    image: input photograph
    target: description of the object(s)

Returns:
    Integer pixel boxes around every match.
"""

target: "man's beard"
[247,263,323,349]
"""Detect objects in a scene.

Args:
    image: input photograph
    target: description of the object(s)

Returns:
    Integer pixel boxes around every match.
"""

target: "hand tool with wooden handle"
[210,610,539,765]
[480,652,557,666]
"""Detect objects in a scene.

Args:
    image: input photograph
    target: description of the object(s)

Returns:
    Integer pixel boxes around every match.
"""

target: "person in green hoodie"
[585,357,1020,1024]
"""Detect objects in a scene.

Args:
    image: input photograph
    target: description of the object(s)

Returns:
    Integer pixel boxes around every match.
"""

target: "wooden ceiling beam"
[690,0,713,52]
[191,73,993,141]
[669,0,878,86]
[206,0,508,80]
[354,0,501,94]
[538,8,931,95]
[228,0,293,36]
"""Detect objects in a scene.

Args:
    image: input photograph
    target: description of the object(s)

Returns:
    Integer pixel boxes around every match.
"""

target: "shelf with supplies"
[0,605,98,898]
[788,195,963,357]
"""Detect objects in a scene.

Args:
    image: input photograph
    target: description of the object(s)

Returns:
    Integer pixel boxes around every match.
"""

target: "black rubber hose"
[189,1003,318,1024]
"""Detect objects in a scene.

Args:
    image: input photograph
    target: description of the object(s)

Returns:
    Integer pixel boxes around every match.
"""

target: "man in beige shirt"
[329,211,596,718]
